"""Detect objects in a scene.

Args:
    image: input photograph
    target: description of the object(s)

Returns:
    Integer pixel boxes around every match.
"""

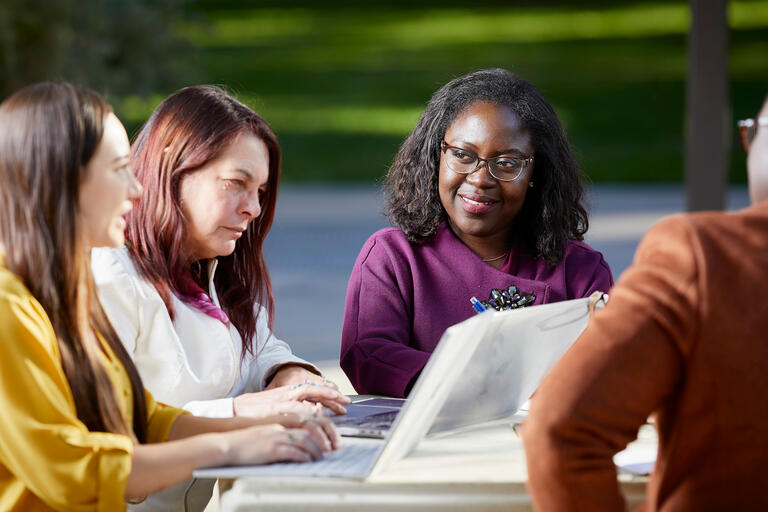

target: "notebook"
[194,292,607,481]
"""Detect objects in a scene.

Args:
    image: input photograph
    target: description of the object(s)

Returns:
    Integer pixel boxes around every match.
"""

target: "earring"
[528,181,534,188]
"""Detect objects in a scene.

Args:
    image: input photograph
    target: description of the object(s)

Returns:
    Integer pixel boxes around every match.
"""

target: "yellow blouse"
[0,258,188,511]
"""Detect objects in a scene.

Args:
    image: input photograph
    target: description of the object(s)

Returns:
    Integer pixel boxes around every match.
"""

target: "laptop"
[332,398,406,438]
[194,292,607,481]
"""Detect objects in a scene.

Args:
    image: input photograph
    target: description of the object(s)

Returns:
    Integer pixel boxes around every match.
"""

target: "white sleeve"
[181,398,234,418]
[245,306,320,391]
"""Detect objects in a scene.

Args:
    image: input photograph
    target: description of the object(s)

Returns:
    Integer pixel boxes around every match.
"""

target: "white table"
[213,421,653,511]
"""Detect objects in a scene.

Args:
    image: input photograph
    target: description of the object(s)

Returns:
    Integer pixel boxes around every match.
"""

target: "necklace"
[481,251,508,262]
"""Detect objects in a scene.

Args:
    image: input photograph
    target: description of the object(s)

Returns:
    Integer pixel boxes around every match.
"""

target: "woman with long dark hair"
[0,82,337,511]
[91,85,349,510]
[341,68,614,397]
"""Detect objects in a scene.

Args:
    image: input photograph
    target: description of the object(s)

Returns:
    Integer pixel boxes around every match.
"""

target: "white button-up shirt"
[91,246,316,418]
[92,246,319,512]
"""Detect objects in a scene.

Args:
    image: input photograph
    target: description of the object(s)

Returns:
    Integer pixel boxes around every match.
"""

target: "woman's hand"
[234,382,350,417]
[273,410,342,451]
[267,364,339,391]
[213,424,321,466]
[218,412,341,466]
[127,411,341,499]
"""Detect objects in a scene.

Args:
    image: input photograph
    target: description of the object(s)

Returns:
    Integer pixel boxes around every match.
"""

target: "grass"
[115,1,768,183]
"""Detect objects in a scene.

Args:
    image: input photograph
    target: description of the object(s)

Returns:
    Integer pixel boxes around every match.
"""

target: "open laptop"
[332,397,406,438]
[194,293,607,481]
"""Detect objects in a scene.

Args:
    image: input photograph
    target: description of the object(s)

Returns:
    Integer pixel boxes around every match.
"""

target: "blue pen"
[470,296,486,313]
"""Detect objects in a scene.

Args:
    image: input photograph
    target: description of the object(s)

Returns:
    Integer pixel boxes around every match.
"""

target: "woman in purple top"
[341,69,613,398]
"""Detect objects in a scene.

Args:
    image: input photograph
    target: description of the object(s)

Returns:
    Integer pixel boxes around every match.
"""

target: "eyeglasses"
[441,141,533,182]
[737,117,768,152]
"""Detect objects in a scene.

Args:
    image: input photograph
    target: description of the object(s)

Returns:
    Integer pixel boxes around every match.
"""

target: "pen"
[470,296,486,313]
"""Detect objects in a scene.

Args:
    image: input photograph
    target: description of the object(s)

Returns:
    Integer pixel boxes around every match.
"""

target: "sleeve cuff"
[262,358,321,388]
[97,439,133,511]
[145,404,191,443]
[181,397,235,418]
[59,429,134,511]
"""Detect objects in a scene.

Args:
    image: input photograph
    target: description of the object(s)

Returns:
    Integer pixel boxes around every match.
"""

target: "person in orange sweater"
[523,95,768,511]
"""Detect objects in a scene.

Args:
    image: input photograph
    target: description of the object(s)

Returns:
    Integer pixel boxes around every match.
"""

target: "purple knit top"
[340,222,614,398]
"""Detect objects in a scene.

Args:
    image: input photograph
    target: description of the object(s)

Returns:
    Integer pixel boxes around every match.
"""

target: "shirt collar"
[206,258,221,306]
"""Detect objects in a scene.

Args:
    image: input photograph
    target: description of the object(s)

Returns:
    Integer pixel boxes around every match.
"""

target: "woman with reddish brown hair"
[91,85,348,511]
[0,82,338,512]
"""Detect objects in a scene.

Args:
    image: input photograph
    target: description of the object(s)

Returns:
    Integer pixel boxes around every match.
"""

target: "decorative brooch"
[470,285,536,313]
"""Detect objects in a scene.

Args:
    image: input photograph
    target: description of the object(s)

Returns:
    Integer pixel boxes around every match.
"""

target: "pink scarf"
[173,268,230,325]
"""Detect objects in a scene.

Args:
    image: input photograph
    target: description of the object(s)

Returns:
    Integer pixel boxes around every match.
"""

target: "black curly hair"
[384,68,589,266]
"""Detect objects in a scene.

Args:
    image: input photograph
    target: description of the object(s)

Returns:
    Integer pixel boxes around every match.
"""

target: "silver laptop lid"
[428,294,604,434]
[369,293,606,477]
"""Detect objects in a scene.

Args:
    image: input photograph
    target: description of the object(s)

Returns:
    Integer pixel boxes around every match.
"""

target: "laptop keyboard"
[194,439,383,480]
[212,439,382,479]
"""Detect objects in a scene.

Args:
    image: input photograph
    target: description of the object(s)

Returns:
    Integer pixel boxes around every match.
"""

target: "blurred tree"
[0,0,191,99]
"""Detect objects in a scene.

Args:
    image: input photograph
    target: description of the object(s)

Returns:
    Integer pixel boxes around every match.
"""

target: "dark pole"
[685,0,730,211]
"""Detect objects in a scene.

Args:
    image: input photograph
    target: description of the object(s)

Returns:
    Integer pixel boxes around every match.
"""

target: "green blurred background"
[1,0,766,183]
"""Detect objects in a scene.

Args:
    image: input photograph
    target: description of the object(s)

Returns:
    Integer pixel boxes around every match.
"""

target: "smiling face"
[438,101,534,256]
[179,131,269,261]
[78,112,142,249]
